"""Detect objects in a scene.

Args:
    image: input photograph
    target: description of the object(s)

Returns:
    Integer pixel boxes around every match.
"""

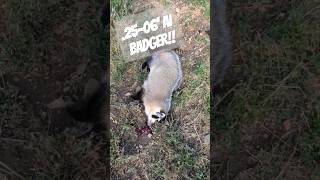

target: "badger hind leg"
[174,77,184,92]
[130,86,143,103]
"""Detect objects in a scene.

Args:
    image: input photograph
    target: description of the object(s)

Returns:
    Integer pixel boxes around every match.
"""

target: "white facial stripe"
[146,107,165,126]
[157,112,166,118]
[147,114,157,127]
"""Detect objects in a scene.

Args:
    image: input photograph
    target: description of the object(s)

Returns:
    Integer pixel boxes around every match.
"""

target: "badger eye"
[152,115,159,119]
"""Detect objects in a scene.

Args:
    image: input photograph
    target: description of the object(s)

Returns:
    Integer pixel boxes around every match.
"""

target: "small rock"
[40,111,47,118]
[63,86,70,92]
[75,63,87,77]
[47,97,66,109]
[263,133,269,139]
[283,119,292,131]
[147,134,152,138]
[204,134,210,144]
[13,76,20,82]
[125,92,132,97]
[130,82,138,89]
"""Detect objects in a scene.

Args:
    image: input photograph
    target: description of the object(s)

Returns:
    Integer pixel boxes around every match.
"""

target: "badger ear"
[141,56,152,71]
[131,87,144,103]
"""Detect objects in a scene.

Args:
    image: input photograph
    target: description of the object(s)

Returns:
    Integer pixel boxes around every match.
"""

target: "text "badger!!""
[120,14,177,56]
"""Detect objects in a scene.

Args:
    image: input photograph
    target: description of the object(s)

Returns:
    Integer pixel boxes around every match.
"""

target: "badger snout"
[147,117,156,127]
[147,112,166,127]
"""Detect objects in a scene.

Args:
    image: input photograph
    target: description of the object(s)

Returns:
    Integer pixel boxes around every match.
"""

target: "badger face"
[146,109,166,127]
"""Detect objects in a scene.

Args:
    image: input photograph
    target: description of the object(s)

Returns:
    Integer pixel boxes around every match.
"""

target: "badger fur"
[139,50,183,127]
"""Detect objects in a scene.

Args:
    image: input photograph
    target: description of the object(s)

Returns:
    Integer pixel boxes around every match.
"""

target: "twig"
[262,85,299,88]
[0,138,26,143]
[0,161,24,180]
[227,159,230,180]
[246,150,270,167]
[275,147,297,180]
[182,174,193,180]
[189,81,206,98]
[261,125,293,149]
[213,85,236,109]
[242,170,257,180]
[262,62,303,105]
[301,112,311,131]
[304,4,320,18]
[193,123,203,144]
[0,72,5,88]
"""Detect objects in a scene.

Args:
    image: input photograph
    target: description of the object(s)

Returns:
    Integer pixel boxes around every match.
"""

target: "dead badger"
[136,50,183,127]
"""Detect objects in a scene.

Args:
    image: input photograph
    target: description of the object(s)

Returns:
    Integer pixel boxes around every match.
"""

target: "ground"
[110,0,210,179]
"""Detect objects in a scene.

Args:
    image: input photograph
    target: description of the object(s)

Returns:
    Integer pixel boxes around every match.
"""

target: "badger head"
[145,107,166,127]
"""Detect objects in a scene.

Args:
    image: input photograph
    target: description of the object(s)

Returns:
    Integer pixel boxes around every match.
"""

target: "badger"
[136,50,183,127]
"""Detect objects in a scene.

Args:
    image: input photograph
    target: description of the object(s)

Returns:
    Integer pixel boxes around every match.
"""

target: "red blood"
[136,126,152,136]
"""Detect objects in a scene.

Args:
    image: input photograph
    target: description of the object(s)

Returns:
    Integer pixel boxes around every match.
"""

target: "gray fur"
[142,50,182,126]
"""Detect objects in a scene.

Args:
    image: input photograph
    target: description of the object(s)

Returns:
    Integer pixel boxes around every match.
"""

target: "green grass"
[134,67,148,83]
[186,0,210,17]
[110,0,132,80]
[164,0,172,6]
[111,0,132,20]
[164,130,209,179]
